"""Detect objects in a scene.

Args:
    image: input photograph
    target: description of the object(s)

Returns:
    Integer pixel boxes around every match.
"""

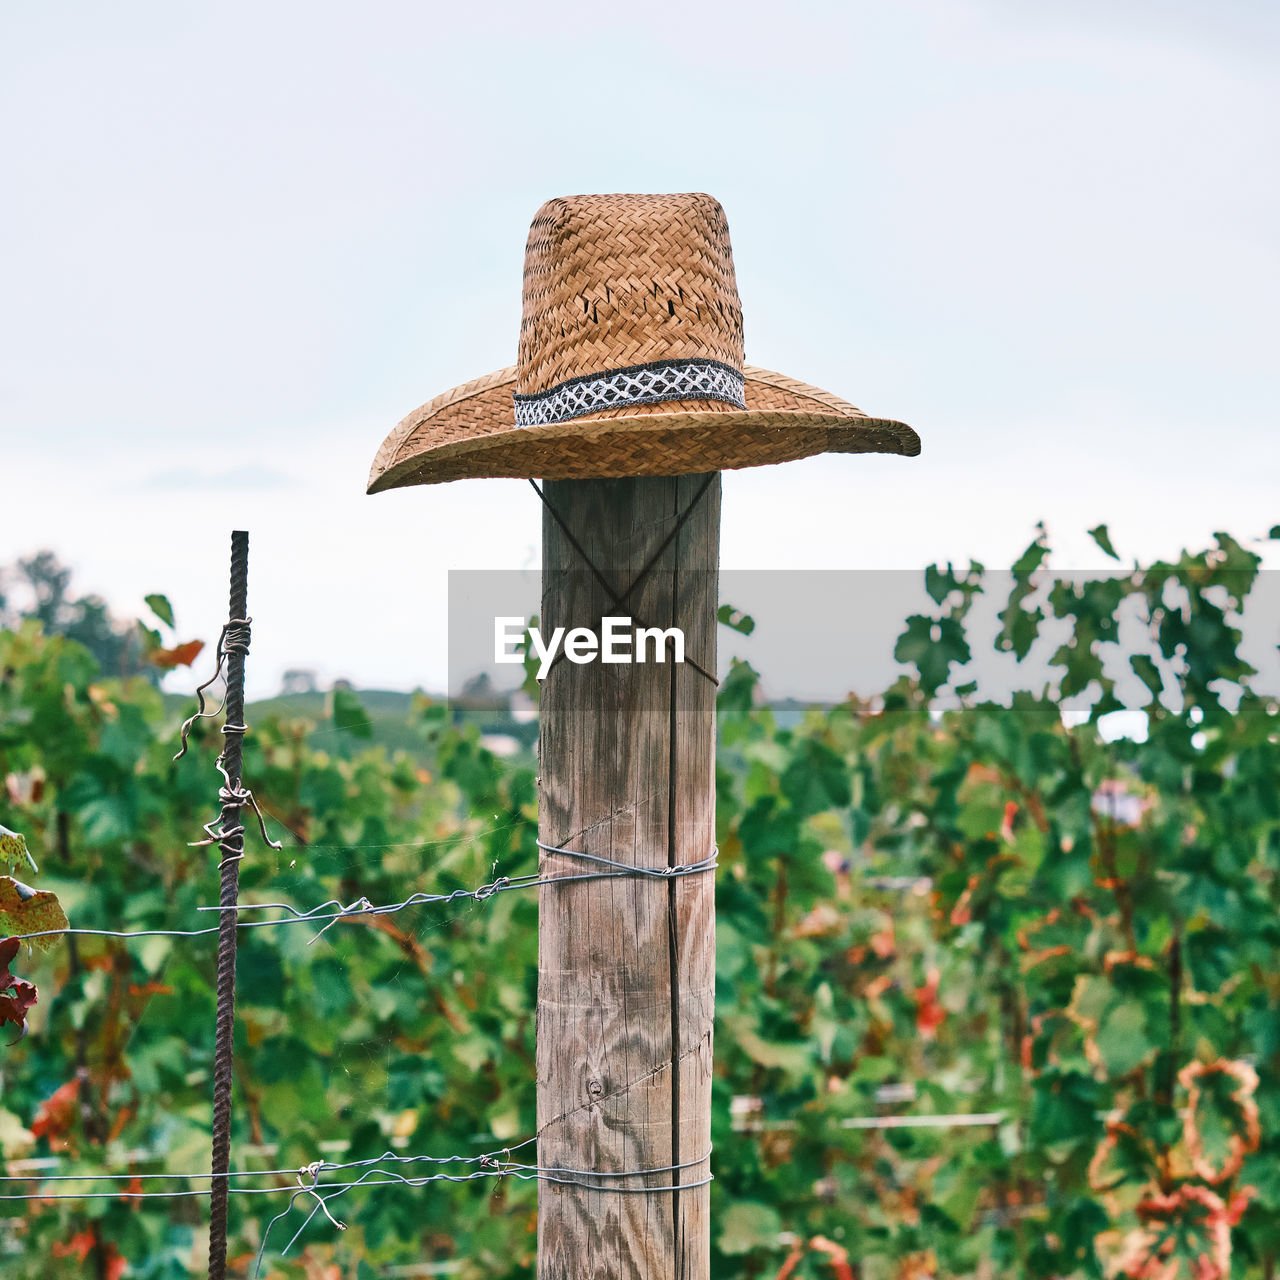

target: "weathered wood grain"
[537,475,718,1280]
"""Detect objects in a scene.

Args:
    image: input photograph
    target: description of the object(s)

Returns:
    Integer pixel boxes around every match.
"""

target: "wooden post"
[537,474,719,1280]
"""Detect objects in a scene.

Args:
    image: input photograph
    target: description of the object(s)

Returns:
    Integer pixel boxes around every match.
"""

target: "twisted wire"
[251,1147,713,1278]
[0,1147,713,1198]
[187,751,282,858]
[17,840,718,946]
[173,618,246,762]
[0,1142,713,1277]
[208,839,718,942]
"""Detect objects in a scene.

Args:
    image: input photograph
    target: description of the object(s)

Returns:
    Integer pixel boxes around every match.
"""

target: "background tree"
[1,552,148,680]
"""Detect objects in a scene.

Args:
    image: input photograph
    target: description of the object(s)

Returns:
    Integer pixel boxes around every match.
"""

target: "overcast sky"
[3,0,1277,697]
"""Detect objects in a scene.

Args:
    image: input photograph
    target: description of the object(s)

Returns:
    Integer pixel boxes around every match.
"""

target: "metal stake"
[208,530,249,1280]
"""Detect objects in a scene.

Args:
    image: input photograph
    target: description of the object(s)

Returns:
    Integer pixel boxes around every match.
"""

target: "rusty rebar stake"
[208,530,249,1280]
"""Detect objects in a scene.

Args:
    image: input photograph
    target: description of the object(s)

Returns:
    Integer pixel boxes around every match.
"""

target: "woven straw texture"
[518,193,742,396]
[368,193,919,492]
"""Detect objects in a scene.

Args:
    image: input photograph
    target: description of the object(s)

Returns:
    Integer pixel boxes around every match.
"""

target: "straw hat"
[367,192,919,492]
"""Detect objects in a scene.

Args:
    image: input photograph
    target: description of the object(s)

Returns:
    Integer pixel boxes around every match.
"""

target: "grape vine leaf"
[0,878,68,953]
[0,938,37,1039]
[144,593,175,627]
[1089,524,1121,561]
[0,826,38,876]
[149,639,205,670]
[717,604,756,635]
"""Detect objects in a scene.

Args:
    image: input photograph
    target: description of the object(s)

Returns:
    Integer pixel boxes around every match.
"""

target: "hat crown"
[516,193,744,398]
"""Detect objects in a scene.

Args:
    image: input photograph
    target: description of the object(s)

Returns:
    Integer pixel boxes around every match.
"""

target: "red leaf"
[53,1231,127,1279]
[1000,800,1019,843]
[31,1078,80,1140]
[53,1230,96,1262]
[771,1246,806,1280]
[0,936,38,1037]
[1179,1059,1261,1183]
[913,967,945,1039]
[810,1236,856,1280]
[1224,1187,1255,1227]
[127,981,173,998]
[0,981,37,1035]
[148,639,204,670]
[1121,1185,1233,1279]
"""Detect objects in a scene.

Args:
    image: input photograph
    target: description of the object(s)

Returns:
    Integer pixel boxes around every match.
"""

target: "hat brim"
[367,364,920,492]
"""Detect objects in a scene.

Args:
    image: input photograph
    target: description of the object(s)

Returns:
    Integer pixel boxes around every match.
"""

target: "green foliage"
[894,613,970,695]
[718,604,756,636]
[1089,525,1121,562]
[329,684,375,739]
[144,595,175,628]
[707,526,1279,1280]
[0,620,540,1277]
[0,524,1277,1279]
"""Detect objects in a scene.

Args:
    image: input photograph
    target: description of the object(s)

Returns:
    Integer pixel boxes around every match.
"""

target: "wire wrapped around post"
[208,531,250,1280]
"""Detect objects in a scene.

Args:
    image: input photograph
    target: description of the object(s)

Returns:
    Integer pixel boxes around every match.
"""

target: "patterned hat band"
[512,357,746,428]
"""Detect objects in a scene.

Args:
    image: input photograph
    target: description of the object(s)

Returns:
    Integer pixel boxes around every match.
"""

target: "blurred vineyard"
[0,525,1277,1279]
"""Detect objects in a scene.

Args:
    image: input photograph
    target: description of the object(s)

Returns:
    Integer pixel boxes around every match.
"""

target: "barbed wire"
[253,1147,713,1279]
[0,1138,712,1275]
[17,841,718,945]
